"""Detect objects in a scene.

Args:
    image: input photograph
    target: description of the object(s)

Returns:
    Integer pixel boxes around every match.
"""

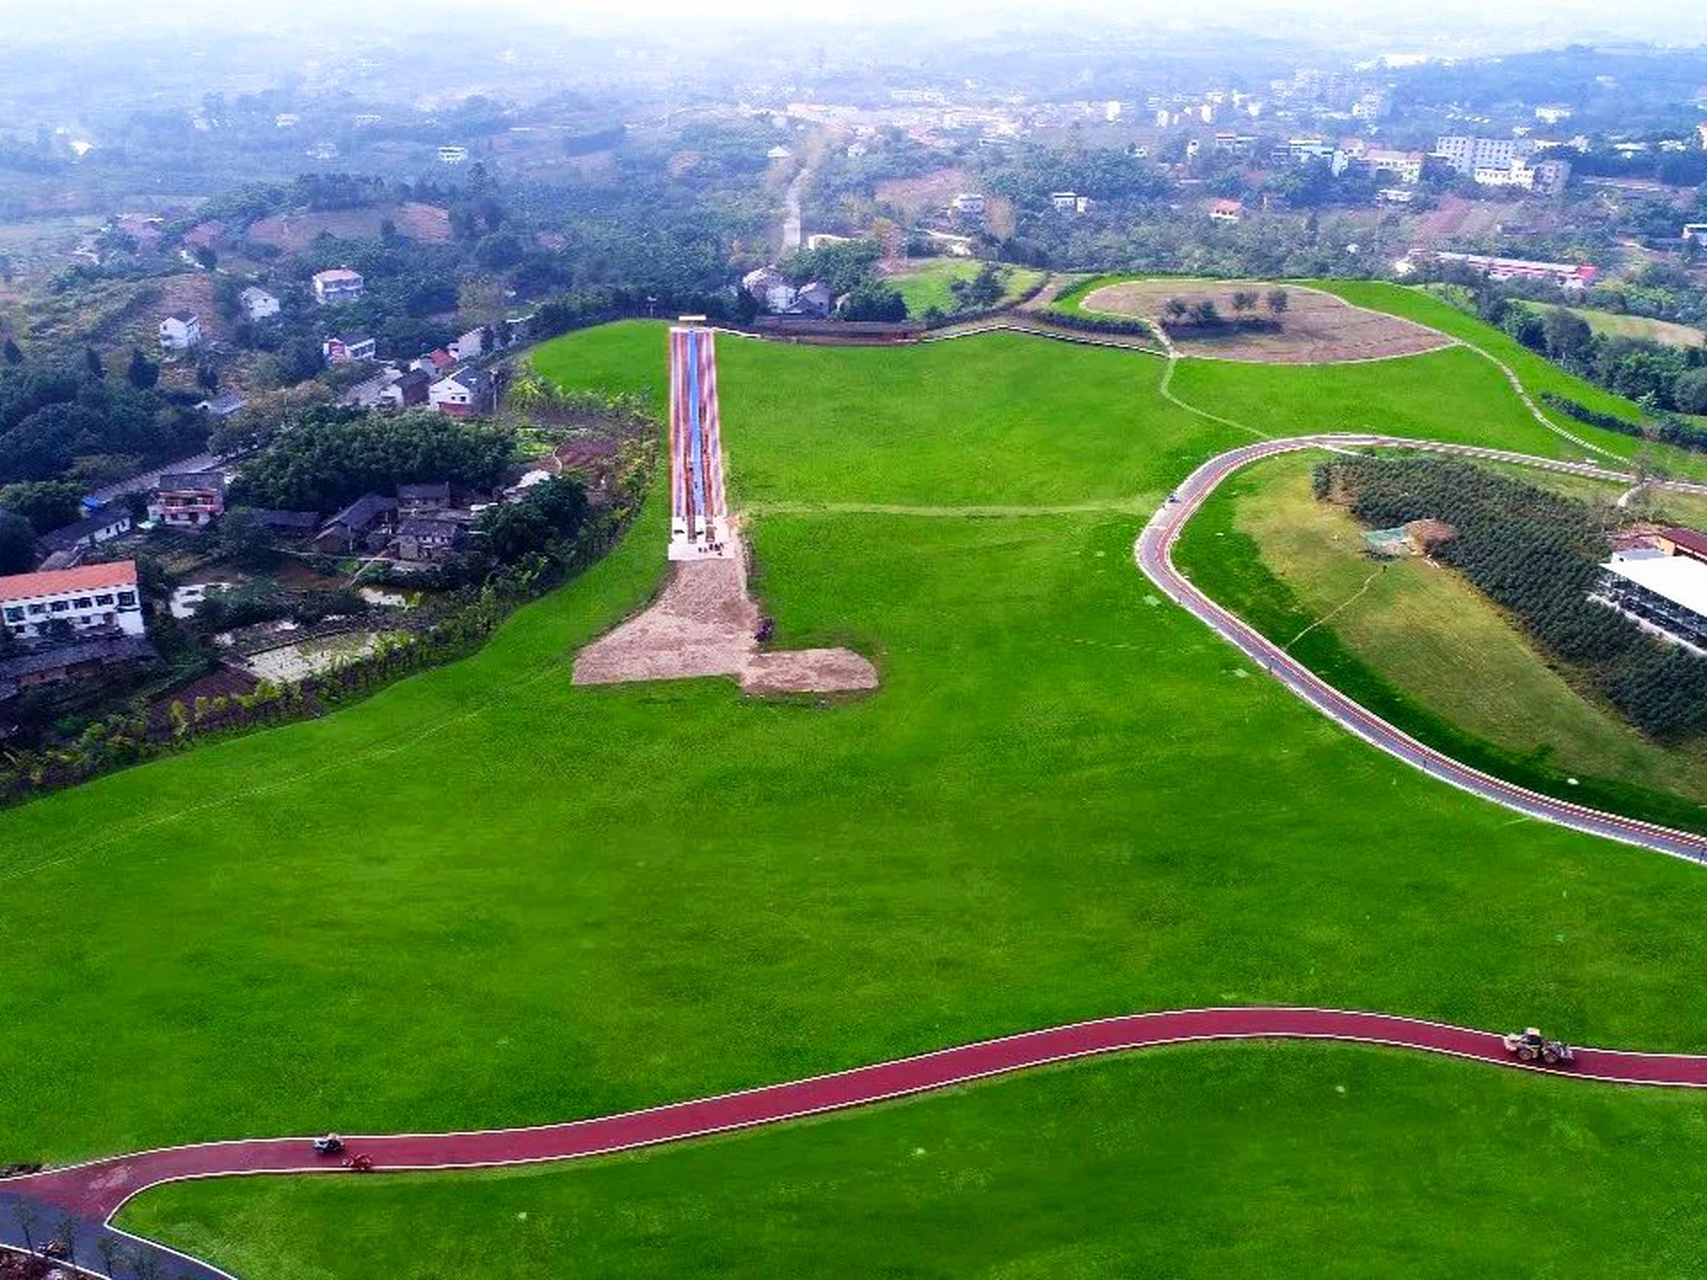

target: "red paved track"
[9,1005,1707,1225]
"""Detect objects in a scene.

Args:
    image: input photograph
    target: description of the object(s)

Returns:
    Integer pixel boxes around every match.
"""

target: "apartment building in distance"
[1434,135,1519,175]
[1473,157,1572,195]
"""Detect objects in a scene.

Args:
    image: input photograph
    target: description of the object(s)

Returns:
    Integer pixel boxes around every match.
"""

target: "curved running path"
[1139,432,1707,864]
[9,1005,1707,1279]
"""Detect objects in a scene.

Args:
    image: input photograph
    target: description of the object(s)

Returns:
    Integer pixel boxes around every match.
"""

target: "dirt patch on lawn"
[573,536,879,696]
[1081,279,1452,364]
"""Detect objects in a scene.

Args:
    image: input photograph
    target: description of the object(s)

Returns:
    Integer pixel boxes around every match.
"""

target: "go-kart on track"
[9,1006,1707,1280]
[12,433,1707,1278]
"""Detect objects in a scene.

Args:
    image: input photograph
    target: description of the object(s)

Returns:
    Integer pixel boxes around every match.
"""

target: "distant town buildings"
[1432,252,1596,289]
[1472,157,1572,195]
[1534,104,1574,125]
[1434,135,1518,175]
[438,145,469,164]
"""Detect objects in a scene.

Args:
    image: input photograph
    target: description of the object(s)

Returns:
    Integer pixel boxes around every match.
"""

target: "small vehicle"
[1502,1027,1575,1066]
[41,1239,69,1260]
[344,1152,376,1173]
[313,1135,345,1156]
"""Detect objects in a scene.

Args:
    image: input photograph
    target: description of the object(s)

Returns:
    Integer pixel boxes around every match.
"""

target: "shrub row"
[1541,391,1707,455]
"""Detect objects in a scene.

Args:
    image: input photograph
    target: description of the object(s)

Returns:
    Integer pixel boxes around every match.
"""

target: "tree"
[55,1216,79,1267]
[126,347,160,389]
[97,1234,124,1280]
[0,480,82,533]
[476,501,551,562]
[1231,289,1259,313]
[216,508,275,571]
[836,281,908,322]
[15,1200,38,1253]
[1163,298,1189,321]
[1265,289,1290,317]
[1189,299,1221,326]
[196,363,219,392]
[1672,367,1707,416]
[2,337,21,364]
[191,245,217,270]
[1541,307,1594,364]
[0,510,35,573]
[85,346,105,379]
[949,263,1006,311]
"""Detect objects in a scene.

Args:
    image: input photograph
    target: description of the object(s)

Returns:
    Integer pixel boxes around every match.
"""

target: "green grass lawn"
[124,1042,1707,1280]
[1208,450,1707,807]
[1560,306,1703,349]
[884,259,1044,318]
[13,315,1707,1275]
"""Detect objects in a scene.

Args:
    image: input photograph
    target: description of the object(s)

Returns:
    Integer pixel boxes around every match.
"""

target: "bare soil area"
[1082,279,1452,364]
[875,167,970,219]
[573,537,879,696]
[246,202,450,252]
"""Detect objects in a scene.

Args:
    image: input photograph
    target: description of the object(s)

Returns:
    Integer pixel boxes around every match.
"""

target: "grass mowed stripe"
[124,1041,1707,1280]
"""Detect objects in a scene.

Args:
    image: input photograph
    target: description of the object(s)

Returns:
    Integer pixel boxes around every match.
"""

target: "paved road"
[1137,432,1707,865]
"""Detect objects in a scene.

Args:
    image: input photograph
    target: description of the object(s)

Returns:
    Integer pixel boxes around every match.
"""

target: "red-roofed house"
[1657,527,1707,564]
[1,561,145,639]
[1209,198,1245,223]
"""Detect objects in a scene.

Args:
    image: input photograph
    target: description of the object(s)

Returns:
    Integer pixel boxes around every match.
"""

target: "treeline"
[1318,456,1707,740]
[1437,275,1707,416]
[0,360,203,486]
[1540,392,1707,454]
[230,407,514,513]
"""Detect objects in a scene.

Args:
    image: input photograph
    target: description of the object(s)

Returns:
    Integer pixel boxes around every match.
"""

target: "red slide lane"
[10,1006,1707,1222]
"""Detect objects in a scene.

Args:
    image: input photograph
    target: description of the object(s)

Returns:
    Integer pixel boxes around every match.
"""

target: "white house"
[158,312,203,352]
[449,327,489,361]
[784,281,833,318]
[1,561,145,639]
[312,268,365,305]
[438,145,469,164]
[741,266,797,313]
[238,286,280,321]
[1535,104,1574,125]
[949,192,986,216]
[428,368,496,417]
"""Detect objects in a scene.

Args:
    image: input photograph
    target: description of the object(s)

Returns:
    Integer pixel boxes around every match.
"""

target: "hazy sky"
[5,0,1706,52]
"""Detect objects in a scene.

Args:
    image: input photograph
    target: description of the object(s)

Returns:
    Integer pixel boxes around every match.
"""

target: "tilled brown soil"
[1082,279,1452,364]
